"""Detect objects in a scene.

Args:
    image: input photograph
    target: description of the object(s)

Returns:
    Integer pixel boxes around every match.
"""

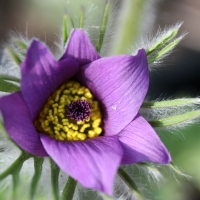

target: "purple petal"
[40,135,123,195]
[78,49,149,136]
[118,114,171,164]
[61,29,100,66]
[0,92,47,156]
[21,39,79,120]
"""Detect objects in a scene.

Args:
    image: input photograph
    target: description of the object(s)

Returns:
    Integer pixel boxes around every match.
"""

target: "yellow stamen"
[34,80,102,141]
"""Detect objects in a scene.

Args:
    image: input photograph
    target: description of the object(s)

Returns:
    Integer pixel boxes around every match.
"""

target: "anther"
[34,80,102,141]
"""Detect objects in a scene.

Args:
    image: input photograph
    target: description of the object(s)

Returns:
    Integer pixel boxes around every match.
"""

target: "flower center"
[67,100,91,121]
[34,80,102,141]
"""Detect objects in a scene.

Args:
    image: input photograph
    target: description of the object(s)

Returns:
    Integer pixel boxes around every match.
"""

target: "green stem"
[50,159,60,200]
[12,168,21,199]
[110,0,146,55]
[0,152,30,180]
[61,176,77,200]
[30,157,44,199]
[118,168,144,200]
[96,1,109,53]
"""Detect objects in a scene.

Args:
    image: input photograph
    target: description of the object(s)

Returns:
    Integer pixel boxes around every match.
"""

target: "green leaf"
[68,15,75,29]
[137,163,163,182]
[146,25,181,56]
[0,74,20,83]
[149,110,200,127]
[61,176,77,200]
[0,79,20,92]
[168,162,191,178]
[142,98,199,109]
[7,47,22,66]
[79,7,84,28]
[148,36,183,64]
[15,40,28,51]
[0,120,8,138]
[62,15,69,47]
[96,1,110,53]
[118,167,144,200]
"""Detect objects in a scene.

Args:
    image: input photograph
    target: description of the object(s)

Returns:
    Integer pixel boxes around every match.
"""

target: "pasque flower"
[0,29,171,195]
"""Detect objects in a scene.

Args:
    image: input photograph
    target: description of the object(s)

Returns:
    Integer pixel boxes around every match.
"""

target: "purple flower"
[0,29,171,195]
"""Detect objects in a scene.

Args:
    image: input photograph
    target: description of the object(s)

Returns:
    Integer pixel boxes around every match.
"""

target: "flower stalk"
[61,176,77,200]
[50,159,60,200]
[30,157,44,199]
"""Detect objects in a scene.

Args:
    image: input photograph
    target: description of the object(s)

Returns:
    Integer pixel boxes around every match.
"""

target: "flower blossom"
[0,29,171,195]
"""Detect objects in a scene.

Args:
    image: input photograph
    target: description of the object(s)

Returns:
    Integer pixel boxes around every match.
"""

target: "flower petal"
[40,135,123,195]
[78,49,149,136]
[0,92,47,156]
[118,114,171,164]
[21,39,79,120]
[61,29,100,66]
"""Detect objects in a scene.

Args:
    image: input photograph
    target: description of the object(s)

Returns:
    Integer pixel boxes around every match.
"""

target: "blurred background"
[0,0,200,199]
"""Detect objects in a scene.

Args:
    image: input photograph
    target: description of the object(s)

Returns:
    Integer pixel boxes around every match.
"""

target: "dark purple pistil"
[66,100,91,121]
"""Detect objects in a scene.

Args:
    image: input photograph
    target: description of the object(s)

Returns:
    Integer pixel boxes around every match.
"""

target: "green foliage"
[7,47,22,66]
[79,7,84,28]
[0,79,20,92]
[61,176,77,200]
[149,111,200,127]
[15,40,28,51]
[62,15,69,47]
[142,98,199,108]
[148,36,183,64]
[96,1,110,53]
[118,168,145,200]
[146,27,179,56]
